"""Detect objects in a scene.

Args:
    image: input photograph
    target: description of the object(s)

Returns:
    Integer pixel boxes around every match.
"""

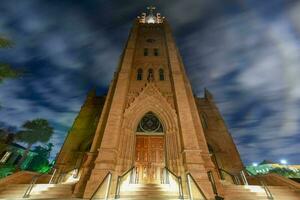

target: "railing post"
[23,176,38,198]
[260,179,273,200]
[186,174,194,200]
[240,170,248,185]
[104,173,112,200]
[49,168,57,184]
[115,176,121,199]
[244,168,273,200]
[207,171,218,196]
[234,175,241,185]
[165,168,170,184]
[178,177,184,199]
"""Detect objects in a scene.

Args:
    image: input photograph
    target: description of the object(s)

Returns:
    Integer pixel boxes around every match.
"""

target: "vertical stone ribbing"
[163,21,215,199]
[82,22,139,199]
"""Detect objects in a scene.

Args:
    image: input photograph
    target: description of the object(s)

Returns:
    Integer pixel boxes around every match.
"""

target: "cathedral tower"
[55,7,244,199]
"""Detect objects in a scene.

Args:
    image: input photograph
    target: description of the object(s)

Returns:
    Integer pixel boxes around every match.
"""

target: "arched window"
[137,112,163,133]
[154,48,159,56]
[144,48,148,56]
[137,68,143,80]
[200,112,208,129]
[147,68,154,81]
[159,68,164,81]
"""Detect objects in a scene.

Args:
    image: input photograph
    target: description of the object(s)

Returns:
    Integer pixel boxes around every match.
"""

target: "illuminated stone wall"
[195,89,244,175]
[55,90,105,175]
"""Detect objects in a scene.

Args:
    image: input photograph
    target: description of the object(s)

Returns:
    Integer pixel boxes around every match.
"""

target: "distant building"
[0,133,37,177]
[246,160,300,178]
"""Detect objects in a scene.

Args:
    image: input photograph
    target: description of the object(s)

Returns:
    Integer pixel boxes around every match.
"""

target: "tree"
[27,143,54,173]
[0,64,21,84]
[0,36,14,48]
[0,128,15,147]
[15,119,54,170]
[0,128,8,141]
[0,36,20,83]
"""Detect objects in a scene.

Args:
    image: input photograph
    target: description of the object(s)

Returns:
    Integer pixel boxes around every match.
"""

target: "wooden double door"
[135,135,165,183]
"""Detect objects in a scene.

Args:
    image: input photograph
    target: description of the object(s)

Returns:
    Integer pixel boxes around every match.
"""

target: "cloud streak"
[180,2,300,164]
[0,0,299,164]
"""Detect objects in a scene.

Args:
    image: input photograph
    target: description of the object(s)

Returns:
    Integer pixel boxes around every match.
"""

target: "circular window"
[137,112,163,133]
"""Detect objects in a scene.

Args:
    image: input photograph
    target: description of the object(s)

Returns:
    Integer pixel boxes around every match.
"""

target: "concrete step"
[121,191,178,194]
[225,198,268,200]
[118,198,183,200]
[119,183,184,200]
[0,183,74,199]
[224,184,300,200]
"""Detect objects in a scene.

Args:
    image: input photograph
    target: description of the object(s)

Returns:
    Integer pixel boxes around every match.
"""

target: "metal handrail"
[23,172,48,198]
[219,168,240,184]
[89,171,112,200]
[53,168,75,184]
[207,171,224,200]
[186,172,208,200]
[164,167,184,199]
[243,169,273,200]
[240,170,248,185]
[207,171,217,195]
[49,168,57,184]
[115,166,135,199]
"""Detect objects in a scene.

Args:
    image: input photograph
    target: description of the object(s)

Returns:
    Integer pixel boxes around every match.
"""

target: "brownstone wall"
[195,89,244,174]
[127,23,175,109]
[77,19,227,199]
[55,91,106,174]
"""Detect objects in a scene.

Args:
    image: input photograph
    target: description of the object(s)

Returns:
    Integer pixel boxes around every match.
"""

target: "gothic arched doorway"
[135,112,165,183]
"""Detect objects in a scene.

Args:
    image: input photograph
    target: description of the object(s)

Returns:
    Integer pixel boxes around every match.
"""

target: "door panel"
[135,135,164,183]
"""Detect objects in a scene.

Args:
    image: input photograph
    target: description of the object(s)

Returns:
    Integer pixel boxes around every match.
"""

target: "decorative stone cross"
[147,6,156,13]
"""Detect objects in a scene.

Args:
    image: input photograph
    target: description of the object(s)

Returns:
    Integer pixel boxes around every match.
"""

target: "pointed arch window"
[137,112,163,133]
[147,68,154,81]
[200,112,208,129]
[154,48,159,56]
[159,68,164,81]
[144,48,148,56]
[137,68,143,80]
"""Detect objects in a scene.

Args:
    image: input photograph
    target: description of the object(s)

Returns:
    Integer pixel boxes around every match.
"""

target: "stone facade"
[54,90,105,178]
[55,9,244,200]
[195,89,244,177]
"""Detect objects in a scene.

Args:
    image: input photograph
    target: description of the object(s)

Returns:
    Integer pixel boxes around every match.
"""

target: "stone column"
[163,21,215,199]
[73,152,97,197]
[82,22,139,199]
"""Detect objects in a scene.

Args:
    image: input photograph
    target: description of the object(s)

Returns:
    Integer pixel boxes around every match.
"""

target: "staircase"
[1,181,299,200]
[118,183,183,200]
[224,184,300,200]
[0,183,74,199]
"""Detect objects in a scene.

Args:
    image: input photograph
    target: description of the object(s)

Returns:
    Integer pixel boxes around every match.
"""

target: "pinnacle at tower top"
[137,6,165,24]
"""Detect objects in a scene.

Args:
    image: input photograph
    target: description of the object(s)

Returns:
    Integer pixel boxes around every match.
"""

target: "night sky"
[0,0,300,165]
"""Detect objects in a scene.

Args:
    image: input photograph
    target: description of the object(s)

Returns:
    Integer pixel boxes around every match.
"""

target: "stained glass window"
[137,112,163,133]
